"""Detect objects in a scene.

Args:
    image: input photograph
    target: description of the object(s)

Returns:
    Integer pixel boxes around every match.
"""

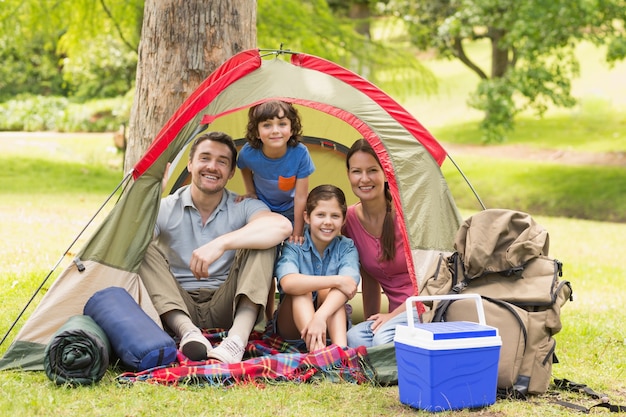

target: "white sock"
[163,310,199,339]
[228,297,259,345]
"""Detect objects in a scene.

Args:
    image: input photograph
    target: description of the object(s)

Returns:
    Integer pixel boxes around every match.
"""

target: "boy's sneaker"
[180,331,213,361]
[206,335,245,364]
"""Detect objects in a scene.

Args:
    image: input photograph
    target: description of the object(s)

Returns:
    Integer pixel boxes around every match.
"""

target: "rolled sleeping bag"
[84,286,177,372]
[44,314,111,385]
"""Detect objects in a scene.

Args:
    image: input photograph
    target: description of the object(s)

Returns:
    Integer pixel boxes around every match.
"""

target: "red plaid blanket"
[116,329,376,386]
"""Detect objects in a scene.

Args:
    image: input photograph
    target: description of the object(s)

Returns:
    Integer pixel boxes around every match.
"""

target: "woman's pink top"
[342,203,415,312]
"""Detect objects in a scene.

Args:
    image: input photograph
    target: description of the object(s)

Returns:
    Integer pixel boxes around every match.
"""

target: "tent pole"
[445,153,487,211]
[0,171,134,348]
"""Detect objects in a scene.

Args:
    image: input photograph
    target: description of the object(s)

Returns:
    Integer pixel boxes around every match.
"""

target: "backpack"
[419,209,573,397]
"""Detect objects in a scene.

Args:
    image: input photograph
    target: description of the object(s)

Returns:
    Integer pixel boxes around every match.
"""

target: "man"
[138,131,292,363]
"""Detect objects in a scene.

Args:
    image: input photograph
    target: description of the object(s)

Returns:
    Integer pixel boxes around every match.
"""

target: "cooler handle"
[405,294,486,327]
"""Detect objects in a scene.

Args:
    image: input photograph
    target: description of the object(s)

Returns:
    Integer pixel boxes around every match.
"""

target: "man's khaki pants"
[138,243,275,329]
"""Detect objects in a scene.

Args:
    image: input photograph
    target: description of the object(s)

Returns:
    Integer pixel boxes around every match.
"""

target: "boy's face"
[257,110,292,152]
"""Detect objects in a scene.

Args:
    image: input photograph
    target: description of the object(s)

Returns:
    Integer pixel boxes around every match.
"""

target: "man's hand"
[189,240,226,279]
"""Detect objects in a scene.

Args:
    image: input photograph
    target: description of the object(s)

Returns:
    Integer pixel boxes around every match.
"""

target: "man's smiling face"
[187,139,235,196]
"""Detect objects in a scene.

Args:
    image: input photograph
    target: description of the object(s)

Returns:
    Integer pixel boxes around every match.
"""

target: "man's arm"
[219,210,292,250]
[189,211,292,279]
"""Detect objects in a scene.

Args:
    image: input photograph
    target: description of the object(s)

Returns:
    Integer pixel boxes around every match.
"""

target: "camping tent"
[0,48,463,371]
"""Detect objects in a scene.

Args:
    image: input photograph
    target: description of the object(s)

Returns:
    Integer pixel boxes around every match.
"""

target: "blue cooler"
[394,294,501,412]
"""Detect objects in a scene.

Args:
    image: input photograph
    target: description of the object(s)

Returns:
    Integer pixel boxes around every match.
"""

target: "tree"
[0,0,435,147]
[383,0,626,142]
[124,0,434,168]
[124,0,256,170]
[256,0,436,97]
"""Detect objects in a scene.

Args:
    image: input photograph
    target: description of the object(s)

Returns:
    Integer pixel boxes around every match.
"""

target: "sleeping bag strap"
[552,378,626,413]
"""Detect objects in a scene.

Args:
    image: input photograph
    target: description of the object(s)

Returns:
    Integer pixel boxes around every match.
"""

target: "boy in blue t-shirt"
[237,100,315,243]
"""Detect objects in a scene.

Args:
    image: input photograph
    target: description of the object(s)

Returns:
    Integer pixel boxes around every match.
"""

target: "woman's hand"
[366,312,394,333]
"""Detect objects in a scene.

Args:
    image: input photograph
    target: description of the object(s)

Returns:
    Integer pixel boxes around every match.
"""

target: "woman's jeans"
[347,306,420,348]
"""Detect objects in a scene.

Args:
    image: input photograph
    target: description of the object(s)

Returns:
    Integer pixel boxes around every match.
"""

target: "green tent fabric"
[44,315,111,386]
[0,49,464,373]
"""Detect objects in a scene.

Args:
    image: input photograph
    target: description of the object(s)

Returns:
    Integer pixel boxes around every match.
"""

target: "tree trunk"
[124,0,256,171]
[489,27,509,78]
[348,1,371,39]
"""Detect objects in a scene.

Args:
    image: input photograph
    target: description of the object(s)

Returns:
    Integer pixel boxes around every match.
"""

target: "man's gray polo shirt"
[154,186,269,290]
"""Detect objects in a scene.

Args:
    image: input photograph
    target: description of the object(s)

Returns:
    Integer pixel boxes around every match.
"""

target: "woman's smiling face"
[347,150,386,202]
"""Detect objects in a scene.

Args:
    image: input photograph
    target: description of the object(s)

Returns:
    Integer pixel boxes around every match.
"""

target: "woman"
[343,139,420,347]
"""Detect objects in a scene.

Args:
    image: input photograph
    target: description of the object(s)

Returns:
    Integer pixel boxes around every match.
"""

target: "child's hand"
[161,162,171,193]
[301,316,327,352]
[234,192,258,203]
[336,276,357,300]
[288,234,304,245]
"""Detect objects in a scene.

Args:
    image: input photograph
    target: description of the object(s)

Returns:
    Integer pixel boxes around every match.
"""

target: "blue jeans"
[346,307,420,348]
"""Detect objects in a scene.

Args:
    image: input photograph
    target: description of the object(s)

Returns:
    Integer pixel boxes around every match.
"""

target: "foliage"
[0,0,435,108]
[380,0,626,142]
[61,35,137,100]
[0,95,131,132]
[55,0,141,99]
[0,0,140,101]
[0,27,68,101]
[433,104,626,153]
[257,0,436,98]
[0,96,70,131]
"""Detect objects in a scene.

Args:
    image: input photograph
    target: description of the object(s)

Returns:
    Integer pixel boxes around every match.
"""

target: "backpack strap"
[552,378,626,413]
[431,253,469,322]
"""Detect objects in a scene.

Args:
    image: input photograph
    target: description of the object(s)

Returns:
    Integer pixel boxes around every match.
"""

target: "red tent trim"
[133,50,262,179]
[291,52,447,166]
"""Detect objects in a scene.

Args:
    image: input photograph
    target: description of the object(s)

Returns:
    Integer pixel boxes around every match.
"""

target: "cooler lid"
[412,321,497,340]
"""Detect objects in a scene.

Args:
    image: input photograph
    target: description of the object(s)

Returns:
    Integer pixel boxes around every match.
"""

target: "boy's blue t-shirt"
[275,227,361,293]
[236,143,315,212]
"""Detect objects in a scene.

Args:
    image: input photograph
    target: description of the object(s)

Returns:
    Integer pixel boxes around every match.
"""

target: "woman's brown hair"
[346,139,396,262]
